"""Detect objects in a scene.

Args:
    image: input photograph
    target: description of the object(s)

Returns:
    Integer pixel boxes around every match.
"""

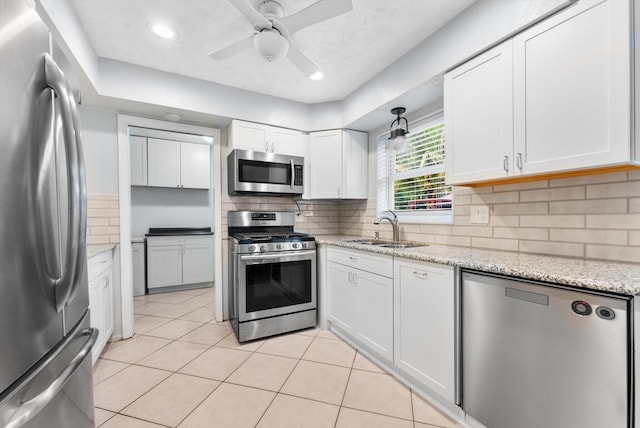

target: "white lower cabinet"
[147,235,213,290]
[324,245,457,405]
[327,247,393,362]
[394,259,455,402]
[88,249,115,365]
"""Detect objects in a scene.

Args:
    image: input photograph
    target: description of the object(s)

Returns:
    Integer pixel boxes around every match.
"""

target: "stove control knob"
[260,244,267,252]
[292,243,300,249]
[249,245,255,252]
[277,244,283,250]
[302,242,308,248]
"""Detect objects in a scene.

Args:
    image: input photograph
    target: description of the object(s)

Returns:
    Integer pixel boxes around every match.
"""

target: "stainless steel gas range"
[228,211,317,342]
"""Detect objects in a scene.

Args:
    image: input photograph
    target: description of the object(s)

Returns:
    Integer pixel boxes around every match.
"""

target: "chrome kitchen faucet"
[374,210,400,241]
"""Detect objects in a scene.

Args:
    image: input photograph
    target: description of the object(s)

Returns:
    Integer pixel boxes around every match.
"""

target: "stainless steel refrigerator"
[0,0,97,426]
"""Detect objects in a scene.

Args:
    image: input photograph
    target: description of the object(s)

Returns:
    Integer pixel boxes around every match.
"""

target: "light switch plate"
[470,205,489,224]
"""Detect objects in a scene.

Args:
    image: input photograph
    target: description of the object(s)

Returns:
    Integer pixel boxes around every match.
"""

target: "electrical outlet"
[470,205,489,224]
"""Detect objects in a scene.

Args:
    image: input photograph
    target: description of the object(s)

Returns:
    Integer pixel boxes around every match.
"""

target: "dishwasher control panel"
[571,300,615,320]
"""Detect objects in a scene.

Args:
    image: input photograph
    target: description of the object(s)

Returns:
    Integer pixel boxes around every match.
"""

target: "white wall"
[80,106,118,194]
[130,187,213,238]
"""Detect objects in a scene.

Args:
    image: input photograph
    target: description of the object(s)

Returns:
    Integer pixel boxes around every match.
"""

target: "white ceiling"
[69,0,475,104]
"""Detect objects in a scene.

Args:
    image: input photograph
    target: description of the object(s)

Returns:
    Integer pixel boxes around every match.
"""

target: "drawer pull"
[348,256,358,262]
[413,271,428,279]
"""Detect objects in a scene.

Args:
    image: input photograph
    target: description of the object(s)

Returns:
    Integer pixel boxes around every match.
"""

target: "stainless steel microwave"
[227,149,304,196]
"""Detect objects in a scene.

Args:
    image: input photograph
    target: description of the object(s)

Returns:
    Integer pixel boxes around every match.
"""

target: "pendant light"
[388,107,412,154]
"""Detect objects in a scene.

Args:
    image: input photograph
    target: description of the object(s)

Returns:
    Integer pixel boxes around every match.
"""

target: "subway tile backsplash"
[87,194,120,244]
[338,171,640,263]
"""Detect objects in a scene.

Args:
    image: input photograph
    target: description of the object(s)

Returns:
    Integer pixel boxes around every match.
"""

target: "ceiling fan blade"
[208,35,254,60]
[279,0,353,35]
[228,0,272,31]
[287,44,321,79]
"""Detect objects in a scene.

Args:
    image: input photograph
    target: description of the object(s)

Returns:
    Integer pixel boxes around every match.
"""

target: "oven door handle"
[239,250,316,264]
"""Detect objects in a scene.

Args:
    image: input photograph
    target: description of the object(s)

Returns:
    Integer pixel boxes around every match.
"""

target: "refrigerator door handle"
[2,327,97,428]
[66,77,87,305]
[43,54,86,311]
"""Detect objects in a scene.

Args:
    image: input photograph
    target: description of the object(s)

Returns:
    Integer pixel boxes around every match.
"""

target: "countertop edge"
[87,244,117,258]
[315,235,640,296]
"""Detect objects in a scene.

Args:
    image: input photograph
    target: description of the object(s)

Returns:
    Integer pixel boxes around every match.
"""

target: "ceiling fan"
[208,0,353,80]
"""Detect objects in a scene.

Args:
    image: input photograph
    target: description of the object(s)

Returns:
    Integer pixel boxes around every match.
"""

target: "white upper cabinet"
[307,129,368,199]
[342,130,368,199]
[445,0,632,185]
[228,119,306,157]
[130,135,148,186]
[444,41,514,184]
[512,0,630,175]
[180,142,211,189]
[147,138,180,188]
[147,138,211,189]
[308,130,342,198]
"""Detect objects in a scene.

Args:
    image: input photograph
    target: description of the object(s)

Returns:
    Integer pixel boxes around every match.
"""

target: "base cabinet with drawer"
[147,235,213,290]
[327,247,394,362]
[394,259,456,403]
[88,249,115,365]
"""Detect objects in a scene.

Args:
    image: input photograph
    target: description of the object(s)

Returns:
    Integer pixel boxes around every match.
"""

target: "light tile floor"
[93,287,461,428]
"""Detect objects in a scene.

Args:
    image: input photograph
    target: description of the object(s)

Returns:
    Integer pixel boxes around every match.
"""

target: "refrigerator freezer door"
[0,311,97,428]
[462,272,630,428]
[0,0,65,394]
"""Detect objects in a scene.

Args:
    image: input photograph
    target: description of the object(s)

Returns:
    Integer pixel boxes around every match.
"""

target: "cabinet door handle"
[503,155,509,172]
[271,142,275,152]
[353,272,357,285]
[348,272,352,283]
[413,270,429,280]
[338,186,341,197]
[265,141,269,152]
[516,152,523,170]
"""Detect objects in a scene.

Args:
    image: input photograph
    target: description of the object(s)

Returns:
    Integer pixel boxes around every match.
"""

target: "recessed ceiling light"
[151,23,177,40]
[309,71,323,81]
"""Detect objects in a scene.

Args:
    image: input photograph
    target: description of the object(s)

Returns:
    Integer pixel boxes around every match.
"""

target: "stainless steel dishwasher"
[462,271,632,428]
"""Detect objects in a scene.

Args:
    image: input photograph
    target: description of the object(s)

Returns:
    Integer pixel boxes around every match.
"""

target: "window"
[377,112,452,223]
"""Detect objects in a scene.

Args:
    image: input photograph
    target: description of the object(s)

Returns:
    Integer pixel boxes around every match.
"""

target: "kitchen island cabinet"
[445,0,633,185]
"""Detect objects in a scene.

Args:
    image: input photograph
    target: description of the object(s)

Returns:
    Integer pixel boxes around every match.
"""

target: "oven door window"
[245,259,311,312]
[238,160,291,185]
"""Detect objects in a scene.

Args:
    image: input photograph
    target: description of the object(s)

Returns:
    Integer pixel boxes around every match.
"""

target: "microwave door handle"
[290,160,294,189]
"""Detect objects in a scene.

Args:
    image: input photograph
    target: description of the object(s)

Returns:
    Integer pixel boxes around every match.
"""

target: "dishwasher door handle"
[505,287,549,306]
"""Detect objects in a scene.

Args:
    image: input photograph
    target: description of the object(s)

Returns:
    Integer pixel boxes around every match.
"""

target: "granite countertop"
[315,235,640,296]
[87,244,117,258]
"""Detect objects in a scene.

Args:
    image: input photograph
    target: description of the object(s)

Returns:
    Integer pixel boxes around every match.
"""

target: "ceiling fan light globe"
[309,71,323,80]
[253,29,289,62]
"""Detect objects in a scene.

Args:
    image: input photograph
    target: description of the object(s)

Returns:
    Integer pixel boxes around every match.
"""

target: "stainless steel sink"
[375,243,422,249]
[344,239,426,249]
